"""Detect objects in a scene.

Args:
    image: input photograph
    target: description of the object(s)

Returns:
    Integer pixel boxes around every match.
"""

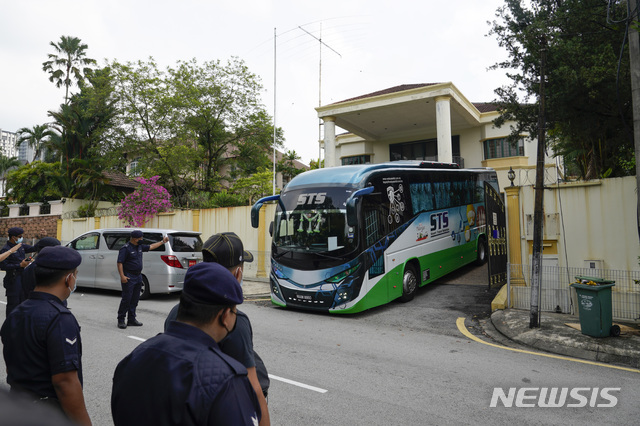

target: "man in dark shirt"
[116,230,168,329]
[20,237,61,304]
[165,232,271,425]
[0,227,37,316]
[0,246,91,426]
[112,262,261,426]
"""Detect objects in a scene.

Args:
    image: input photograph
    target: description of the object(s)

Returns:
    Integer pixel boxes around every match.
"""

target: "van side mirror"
[346,187,374,227]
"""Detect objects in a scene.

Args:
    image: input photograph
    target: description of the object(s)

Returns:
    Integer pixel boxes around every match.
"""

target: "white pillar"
[435,96,453,163]
[323,116,336,168]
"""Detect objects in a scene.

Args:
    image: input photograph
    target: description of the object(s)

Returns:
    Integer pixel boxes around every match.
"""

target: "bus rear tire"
[399,264,418,303]
[475,237,488,266]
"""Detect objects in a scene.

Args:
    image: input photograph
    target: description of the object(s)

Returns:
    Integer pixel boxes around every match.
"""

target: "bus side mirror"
[346,198,358,227]
[251,195,281,229]
[269,221,274,237]
[251,203,262,229]
[346,187,375,227]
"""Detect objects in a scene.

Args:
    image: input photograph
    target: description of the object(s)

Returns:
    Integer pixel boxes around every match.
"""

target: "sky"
[1,0,511,165]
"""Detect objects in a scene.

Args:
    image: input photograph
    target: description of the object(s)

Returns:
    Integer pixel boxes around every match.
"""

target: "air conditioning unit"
[583,260,603,270]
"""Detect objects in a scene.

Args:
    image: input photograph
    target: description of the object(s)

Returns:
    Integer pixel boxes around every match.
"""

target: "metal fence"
[508,264,640,321]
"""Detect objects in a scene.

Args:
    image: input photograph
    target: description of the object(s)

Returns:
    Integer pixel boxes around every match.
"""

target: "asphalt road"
[2,264,639,425]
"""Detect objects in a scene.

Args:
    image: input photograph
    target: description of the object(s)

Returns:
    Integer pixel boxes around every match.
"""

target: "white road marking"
[123,335,329,393]
[268,374,328,393]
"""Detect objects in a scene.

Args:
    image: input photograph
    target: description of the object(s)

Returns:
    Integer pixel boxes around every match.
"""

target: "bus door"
[484,182,507,288]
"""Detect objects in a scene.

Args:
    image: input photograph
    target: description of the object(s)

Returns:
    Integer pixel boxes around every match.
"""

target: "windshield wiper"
[273,248,293,259]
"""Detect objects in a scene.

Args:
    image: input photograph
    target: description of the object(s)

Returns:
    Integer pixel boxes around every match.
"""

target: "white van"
[66,228,203,298]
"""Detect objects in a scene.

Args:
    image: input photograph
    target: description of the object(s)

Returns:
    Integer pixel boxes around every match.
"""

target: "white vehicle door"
[68,232,100,288]
[97,232,130,290]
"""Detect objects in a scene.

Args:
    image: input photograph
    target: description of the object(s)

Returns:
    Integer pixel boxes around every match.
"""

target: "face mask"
[220,308,237,339]
[236,267,244,287]
[16,237,23,244]
[67,273,77,295]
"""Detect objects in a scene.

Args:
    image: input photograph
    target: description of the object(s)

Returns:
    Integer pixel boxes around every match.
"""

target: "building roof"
[333,83,498,113]
[317,82,500,142]
[334,84,440,104]
[103,170,139,189]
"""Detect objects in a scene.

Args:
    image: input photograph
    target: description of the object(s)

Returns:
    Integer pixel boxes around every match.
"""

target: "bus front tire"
[399,265,418,303]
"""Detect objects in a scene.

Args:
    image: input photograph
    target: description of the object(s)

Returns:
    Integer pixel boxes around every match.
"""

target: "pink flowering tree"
[118,176,172,227]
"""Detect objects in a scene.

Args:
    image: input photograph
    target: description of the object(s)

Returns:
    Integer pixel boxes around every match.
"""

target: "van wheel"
[475,237,488,266]
[398,264,418,303]
[139,275,151,300]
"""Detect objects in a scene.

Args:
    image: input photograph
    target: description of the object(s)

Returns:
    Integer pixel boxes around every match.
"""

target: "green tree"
[0,154,21,177]
[5,162,65,203]
[42,35,97,104]
[309,158,324,170]
[111,59,190,203]
[111,57,281,205]
[47,67,118,200]
[169,58,282,192]
[231,168,274,205]
[488,0,632,179]
[16,124,56,162]
[277,149,305,183]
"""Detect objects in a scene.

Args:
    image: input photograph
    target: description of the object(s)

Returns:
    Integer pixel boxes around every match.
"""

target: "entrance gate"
[484,183,507,289]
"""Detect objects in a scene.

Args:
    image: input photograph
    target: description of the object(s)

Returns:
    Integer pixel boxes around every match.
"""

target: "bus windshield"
[273,187,358,255]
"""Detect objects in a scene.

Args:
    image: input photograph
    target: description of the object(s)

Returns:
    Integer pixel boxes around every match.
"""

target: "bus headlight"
[334,284,353,306]
[326,264,360,284]
[273,267,288,280]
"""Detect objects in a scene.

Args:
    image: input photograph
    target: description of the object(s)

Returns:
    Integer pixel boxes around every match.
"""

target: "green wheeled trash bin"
[570,276,617,338]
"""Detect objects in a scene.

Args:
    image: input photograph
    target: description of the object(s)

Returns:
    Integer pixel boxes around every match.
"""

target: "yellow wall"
[60,204,277,279]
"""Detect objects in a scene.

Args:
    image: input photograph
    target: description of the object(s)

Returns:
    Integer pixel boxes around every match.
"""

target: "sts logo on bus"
[430,211,449,237]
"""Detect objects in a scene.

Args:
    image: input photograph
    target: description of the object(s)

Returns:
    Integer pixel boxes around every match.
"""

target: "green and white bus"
[251,161,499,313]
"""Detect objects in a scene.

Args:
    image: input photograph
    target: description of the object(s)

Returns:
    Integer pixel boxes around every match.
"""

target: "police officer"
[0,227,37,316]
[111,262,261,426]
[116,230,168,329]
[0,246,92,426]
[20,237,61,304]
[164,232,271,426]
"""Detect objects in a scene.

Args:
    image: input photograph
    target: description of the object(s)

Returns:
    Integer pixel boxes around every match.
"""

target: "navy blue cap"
[183,262,243,305]
[130,230,143,238]
[35,246,82,270]
[35,237,61,251]
[8,227,23,236]
[202,232,254,268]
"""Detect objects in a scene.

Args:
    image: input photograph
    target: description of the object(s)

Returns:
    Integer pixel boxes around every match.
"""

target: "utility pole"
[629,0,640,241]
[272,27,277,195]
[530,36,547,328]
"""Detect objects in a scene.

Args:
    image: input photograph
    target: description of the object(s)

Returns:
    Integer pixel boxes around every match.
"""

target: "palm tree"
[0,154,21,177]
[0,154,21,199]
[42,35,96,104]
[16,124,56,162]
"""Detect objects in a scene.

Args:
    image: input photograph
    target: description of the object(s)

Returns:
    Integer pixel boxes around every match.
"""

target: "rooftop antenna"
[298,23,342,165]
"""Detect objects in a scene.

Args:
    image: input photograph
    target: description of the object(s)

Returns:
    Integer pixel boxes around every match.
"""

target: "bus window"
[410,182,434,214]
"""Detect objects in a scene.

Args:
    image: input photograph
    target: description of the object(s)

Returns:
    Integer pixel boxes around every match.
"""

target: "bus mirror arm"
[251,195,281,228]
[346,187,375,227]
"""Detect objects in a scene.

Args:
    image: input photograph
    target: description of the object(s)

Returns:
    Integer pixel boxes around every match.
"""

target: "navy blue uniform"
[111,321,261,425]
[0,292,83,399]
[165,306,270,395]
[20,262,37,304]
[0,241,36,316]
[116,242,149,322]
